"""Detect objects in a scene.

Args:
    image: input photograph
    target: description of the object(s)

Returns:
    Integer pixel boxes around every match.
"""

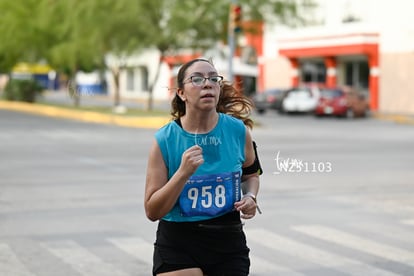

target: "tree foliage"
[133,0,316,52]
[0,0,52,71]
[0,0,144,105]
[132,0,316,109]
[0,0,316,107]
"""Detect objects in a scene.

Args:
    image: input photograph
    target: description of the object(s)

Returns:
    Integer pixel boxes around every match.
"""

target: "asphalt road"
[1,109,414,276]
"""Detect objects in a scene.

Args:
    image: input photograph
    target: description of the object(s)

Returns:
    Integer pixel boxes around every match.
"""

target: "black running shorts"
[152,211,250,276]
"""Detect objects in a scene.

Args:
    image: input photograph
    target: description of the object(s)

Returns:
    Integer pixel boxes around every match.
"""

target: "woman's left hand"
[234,196,257,219]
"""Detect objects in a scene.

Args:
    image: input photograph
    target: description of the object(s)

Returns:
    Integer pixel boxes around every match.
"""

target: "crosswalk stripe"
[246,228,400,276]
[108,236,305,275]
[107,237,153,265]
[293,225,414,264]
[0,243,35,276]
[249,254,305,276]
[401,219,414,226]
[350,221,414,245]
[41,240,129,276]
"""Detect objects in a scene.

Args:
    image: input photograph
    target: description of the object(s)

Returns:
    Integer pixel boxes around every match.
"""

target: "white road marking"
[294,225,414,264]
[109,236,306,275]
[350,220,414,245]
[401,219,414,226]
[107,237,153,265]
[41,240,129,276]
[246,228,400,276]
[249,254,306,275]
[0,243,35,276]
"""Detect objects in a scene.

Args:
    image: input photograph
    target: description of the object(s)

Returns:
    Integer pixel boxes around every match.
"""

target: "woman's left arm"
[234,127,261,219]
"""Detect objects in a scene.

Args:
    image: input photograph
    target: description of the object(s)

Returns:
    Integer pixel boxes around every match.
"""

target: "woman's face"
[178,61,221,111]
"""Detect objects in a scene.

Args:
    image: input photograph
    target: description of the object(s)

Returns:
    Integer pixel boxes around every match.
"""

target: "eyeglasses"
[185,75,223,86]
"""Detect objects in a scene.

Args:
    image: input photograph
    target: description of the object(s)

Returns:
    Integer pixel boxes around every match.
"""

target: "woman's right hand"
[179,145,204,176]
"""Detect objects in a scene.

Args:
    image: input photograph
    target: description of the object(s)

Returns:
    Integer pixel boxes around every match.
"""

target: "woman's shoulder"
[220,113,246,128]
[155,120,179,137]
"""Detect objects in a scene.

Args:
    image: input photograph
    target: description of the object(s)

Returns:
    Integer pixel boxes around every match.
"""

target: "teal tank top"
[155,113,246,222]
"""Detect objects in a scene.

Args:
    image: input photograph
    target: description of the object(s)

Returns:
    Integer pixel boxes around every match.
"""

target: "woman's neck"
[181,111,219,134]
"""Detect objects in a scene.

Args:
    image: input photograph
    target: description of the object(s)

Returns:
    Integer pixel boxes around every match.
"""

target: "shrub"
[2,78,44,103]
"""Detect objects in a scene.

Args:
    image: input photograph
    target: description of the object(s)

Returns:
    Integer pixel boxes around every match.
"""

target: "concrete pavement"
[2,107,414,275]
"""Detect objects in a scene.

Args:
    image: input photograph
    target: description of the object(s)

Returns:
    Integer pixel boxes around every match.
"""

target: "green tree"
[133,0,316,110]
[0,0,315,108]
[45,0,144,107]
[45,0,105,106]
[0,0,53,72]
[0,0,144,106]
[94,0,144,107]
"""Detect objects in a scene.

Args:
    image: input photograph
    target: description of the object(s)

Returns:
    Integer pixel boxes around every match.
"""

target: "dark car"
[252,88,286,114]
[314,87,369,118]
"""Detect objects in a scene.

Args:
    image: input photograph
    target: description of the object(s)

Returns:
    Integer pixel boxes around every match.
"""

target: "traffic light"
[231,4,242,33]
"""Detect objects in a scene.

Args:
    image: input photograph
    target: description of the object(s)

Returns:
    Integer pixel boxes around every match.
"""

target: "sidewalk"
[37,90,171,110]
[372,112,414,125]
[1,90,414,127]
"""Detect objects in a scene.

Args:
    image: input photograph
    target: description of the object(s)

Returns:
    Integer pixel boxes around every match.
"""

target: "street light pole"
[228,0,236,83]
[228,1,243,83]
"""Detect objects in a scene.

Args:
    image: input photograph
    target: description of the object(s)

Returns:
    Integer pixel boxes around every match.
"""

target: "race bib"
[179,171,241,217]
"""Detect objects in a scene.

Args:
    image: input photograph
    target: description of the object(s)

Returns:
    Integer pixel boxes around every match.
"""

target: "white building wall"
[264,0,414,56]
[262,0,414,110]
[314,0,414,53]
[106,0,414,111]
[105,49,172,101]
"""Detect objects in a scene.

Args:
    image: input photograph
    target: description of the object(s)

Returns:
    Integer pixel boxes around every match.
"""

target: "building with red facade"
[108,0,414,115]
[255,0,414,115]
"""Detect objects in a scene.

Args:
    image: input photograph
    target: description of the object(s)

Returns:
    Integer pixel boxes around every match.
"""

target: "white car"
[282,86,320,113]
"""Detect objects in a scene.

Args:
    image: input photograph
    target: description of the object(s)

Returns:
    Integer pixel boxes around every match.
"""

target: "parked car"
[282,86,321,114]
[314,87,369,118]
[252,88,286,114]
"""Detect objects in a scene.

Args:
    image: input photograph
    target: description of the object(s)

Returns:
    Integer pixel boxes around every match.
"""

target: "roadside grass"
[36,100,171,117]
[2,92,264,126]
[34,99,265,126]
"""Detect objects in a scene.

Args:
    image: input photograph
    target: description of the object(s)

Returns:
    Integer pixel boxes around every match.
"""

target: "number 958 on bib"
[179,172,241,217]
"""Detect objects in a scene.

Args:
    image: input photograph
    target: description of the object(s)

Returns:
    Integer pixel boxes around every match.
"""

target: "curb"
[2,100,413,127]
[372,112,414,125]
[0,100,170,129]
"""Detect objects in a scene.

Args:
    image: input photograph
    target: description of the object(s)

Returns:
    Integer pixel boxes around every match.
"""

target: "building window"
[301,61,326,83]
[345,61,369,90]
[126,67,149,92]
[241,46,258,65]
[242,76,256,96]
[139,66,149,91]
[126,69,135,91]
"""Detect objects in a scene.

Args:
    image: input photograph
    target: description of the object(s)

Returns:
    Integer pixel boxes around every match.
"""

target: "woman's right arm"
[144,140,204,221]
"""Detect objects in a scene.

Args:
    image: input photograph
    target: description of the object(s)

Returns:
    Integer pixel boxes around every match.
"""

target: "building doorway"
[301,61,326,84]
[344,60,369,92]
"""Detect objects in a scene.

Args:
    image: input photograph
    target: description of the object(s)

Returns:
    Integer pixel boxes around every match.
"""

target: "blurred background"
[1,0,413,117]
[1,1,414,276]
